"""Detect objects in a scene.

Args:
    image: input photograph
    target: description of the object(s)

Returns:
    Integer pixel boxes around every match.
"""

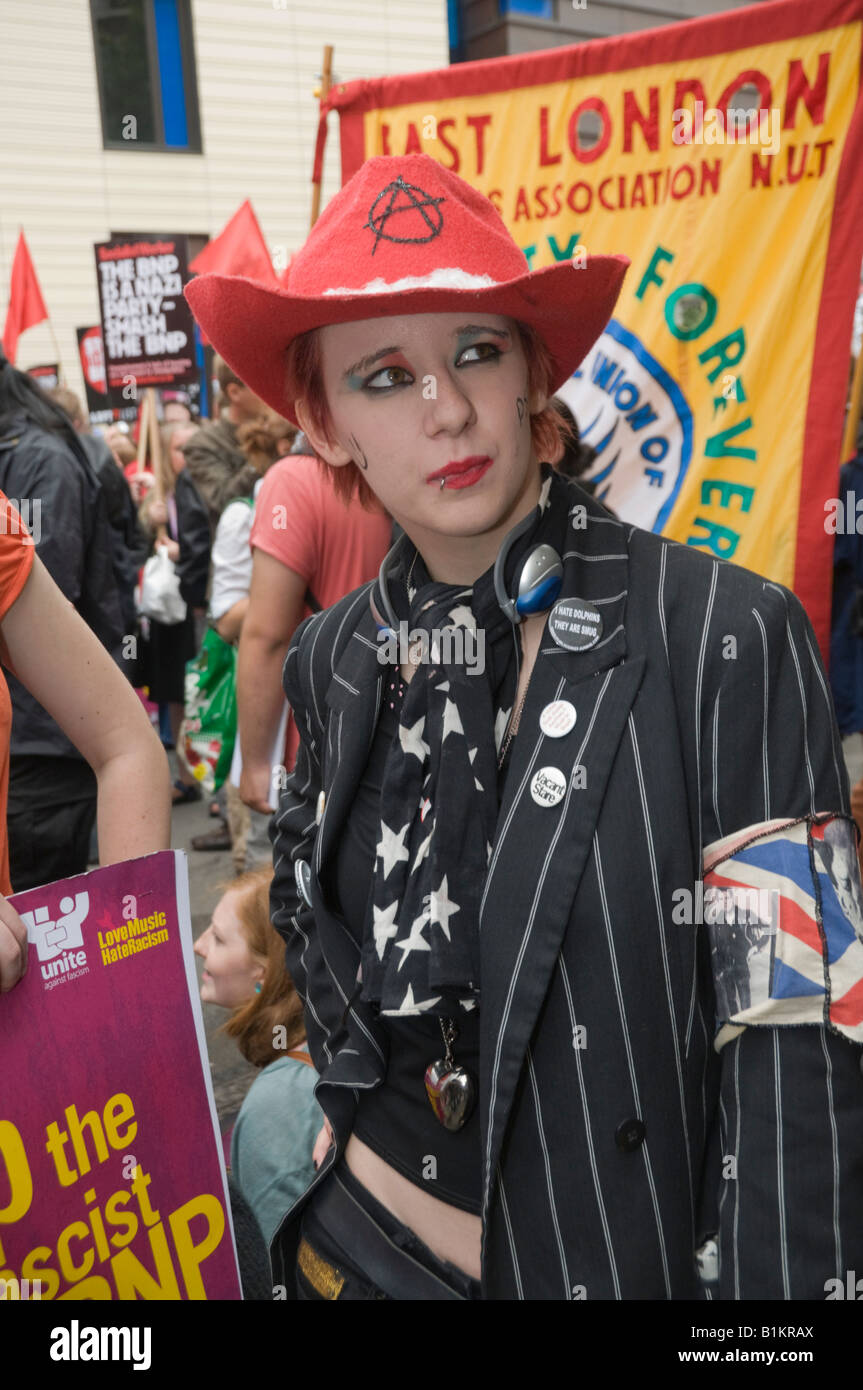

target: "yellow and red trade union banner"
[314,0,863,651]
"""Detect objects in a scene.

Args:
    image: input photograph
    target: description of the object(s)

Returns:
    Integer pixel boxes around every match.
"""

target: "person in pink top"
[237,446,391,813]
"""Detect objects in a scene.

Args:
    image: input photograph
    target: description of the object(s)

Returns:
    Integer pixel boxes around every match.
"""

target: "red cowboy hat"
[184,154,629,428]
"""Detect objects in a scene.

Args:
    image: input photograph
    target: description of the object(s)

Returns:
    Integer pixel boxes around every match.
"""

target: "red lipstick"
[428,456,493,489]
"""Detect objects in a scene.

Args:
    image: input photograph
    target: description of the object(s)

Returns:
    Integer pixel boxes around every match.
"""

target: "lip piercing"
[440,477,446,490]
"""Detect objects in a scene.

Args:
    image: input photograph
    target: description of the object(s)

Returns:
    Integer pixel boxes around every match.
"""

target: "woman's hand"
[0,895,28,993]
[240,761,276,816]
[163,538,180,562]
[312,1116,334,1168]
[129,472,154,504]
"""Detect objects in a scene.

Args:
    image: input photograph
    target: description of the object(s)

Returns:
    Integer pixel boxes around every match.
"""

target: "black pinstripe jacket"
[268,479,863,1300]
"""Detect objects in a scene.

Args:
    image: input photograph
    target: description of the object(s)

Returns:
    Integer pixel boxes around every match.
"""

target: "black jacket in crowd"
[80,431,149,634]
[173,468,212,611]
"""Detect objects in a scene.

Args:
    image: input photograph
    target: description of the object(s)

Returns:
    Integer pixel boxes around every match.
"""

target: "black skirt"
[139,610,197,705]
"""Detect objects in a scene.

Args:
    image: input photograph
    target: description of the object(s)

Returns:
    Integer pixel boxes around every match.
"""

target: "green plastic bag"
[178,627,238,795]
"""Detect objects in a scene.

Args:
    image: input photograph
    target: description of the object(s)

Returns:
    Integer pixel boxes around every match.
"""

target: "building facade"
[451,0,765,62]
[0,0,449,404]
[1,0,765,407]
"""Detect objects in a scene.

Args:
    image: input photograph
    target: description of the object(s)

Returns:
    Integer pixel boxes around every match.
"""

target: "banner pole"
[147,387,168,546]
[46,318,65,385]
[136,389,151,470]
[310,44,333,230]
[149,388,163,502]
[841,348,863,464]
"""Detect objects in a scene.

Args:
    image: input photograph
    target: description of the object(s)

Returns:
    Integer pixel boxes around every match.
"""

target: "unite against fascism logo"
[20,893,91,991]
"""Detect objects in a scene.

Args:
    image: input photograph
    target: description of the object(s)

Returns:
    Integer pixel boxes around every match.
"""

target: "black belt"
[302,1167,476,1301]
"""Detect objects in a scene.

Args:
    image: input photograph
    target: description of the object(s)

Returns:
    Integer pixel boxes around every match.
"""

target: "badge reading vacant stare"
[548,598,603,651]
[530,766,567,807]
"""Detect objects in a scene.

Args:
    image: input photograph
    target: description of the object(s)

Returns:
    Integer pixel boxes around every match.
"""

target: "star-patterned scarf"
[360,464,568,1018]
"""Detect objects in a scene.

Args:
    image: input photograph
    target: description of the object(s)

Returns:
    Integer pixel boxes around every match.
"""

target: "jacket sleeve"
[182,432,242,531]
[174,470,212,609]
[90,448,142,634]
[268,614,341,1077]
[6,435,88,605]
[699,575,863,1299]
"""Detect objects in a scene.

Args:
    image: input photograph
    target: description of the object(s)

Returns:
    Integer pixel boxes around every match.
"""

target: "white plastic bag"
[137,543,188,625]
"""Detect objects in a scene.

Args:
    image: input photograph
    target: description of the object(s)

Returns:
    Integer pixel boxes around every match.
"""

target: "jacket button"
[615,1118,646,1152]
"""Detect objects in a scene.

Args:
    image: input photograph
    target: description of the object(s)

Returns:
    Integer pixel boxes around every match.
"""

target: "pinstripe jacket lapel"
[295,601,385,1085]
[479,524,646,1215]
[313,603,383,884]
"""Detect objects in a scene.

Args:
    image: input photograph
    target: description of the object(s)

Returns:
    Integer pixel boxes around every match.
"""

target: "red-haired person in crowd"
[194,865,322,1245]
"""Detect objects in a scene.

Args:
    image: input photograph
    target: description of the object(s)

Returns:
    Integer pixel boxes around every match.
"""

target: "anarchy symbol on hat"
[365,175,446,256]
[184,154,630,427]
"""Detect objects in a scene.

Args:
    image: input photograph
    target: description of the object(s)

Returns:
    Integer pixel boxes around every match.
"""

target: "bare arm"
[0,553,172,866]
[214,597,248,646]
[237,548,306,813]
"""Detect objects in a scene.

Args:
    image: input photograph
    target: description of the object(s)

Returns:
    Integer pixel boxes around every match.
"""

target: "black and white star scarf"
[360,463,570,1018]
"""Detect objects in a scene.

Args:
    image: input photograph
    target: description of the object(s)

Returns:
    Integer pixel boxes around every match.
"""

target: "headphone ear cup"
[514,545,563,617]
[380,524,563,628]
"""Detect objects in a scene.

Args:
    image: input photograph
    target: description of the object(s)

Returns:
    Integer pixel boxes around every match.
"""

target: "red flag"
[189,200,277,283]
[2,232,48,363]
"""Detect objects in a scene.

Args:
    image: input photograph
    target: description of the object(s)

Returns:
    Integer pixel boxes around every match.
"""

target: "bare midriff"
[344,1133,483,1279]
[341,617,546,1282]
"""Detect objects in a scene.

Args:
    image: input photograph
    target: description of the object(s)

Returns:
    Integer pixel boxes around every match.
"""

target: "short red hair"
[284,319,576,509]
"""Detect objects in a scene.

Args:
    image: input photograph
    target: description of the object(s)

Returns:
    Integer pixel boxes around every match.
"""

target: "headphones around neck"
[373,507,563,635]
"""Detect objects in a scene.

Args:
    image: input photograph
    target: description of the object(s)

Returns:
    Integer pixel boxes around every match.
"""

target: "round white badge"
[530,766,567,808]
[539,700,577,738]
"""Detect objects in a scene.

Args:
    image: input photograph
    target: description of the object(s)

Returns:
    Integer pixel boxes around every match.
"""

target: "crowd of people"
[0,152,861,1303]
[0,343,400,1274]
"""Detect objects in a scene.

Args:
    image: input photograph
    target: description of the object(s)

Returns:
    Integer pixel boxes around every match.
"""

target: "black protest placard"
[93,234,198,396]
[76,326,137,426]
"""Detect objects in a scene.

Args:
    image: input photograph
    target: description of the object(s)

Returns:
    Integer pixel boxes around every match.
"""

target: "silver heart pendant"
[424,1058,477,1131]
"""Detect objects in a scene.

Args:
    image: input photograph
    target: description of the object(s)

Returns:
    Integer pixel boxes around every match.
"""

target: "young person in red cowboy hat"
[186,154,863,1302]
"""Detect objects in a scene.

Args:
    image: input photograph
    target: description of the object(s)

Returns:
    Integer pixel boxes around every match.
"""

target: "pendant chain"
[497,681,528,770]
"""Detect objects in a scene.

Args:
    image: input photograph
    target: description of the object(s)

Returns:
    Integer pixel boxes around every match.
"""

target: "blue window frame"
[499,0,553,16]
[90,0,201,152]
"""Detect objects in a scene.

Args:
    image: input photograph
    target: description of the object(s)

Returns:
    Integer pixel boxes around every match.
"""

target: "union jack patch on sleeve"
[702,815,863,1051]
